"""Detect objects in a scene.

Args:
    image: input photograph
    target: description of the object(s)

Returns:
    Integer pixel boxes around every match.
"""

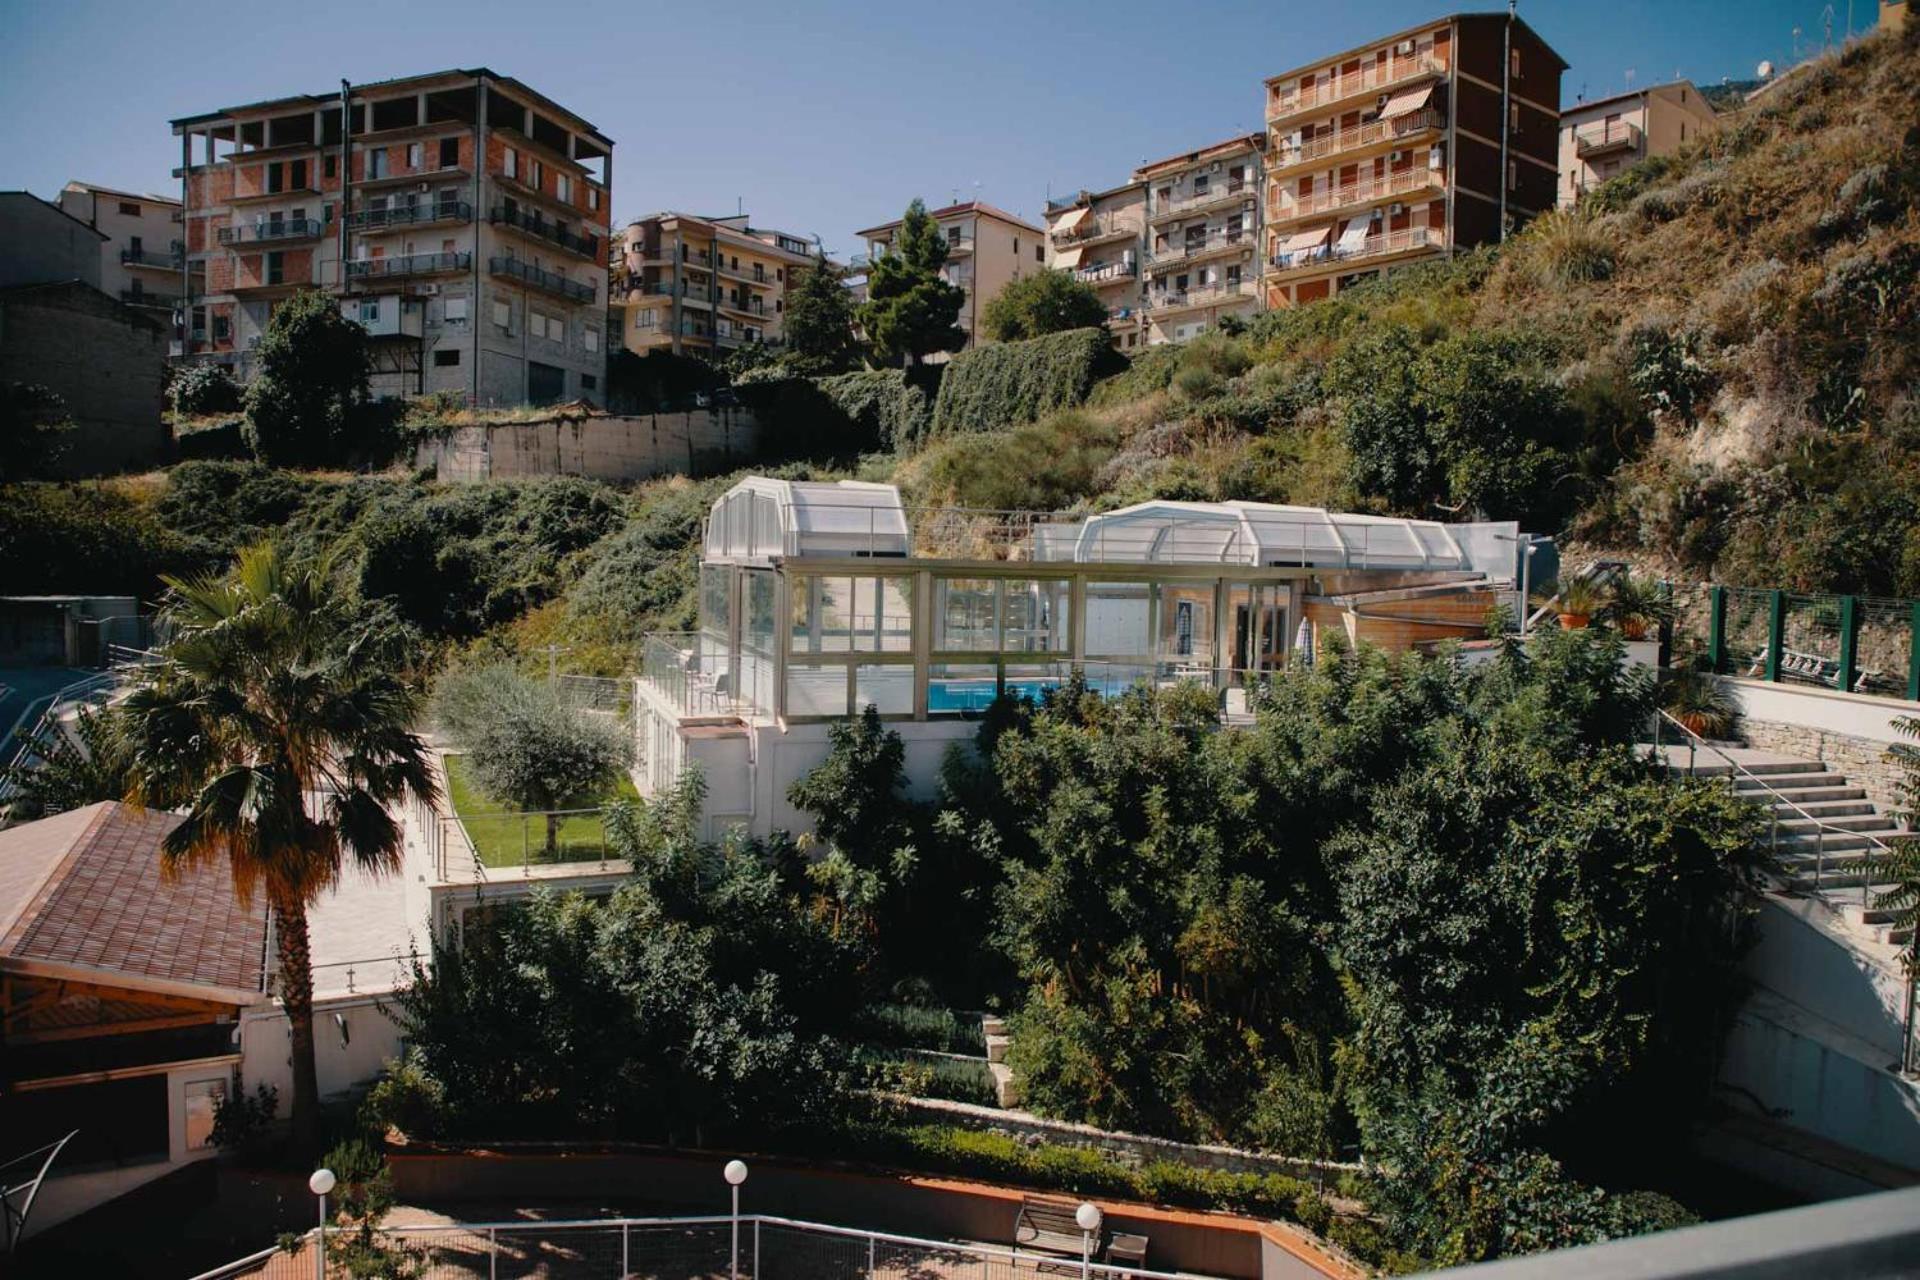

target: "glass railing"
[120,246,183,269]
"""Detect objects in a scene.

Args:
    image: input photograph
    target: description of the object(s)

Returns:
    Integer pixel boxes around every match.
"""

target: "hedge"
[928,327,1121,441]
[853,1002,986,1055]
[817,369,938,451]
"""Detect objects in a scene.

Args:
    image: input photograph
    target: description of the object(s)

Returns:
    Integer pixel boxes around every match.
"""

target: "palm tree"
[123,545,437,1152]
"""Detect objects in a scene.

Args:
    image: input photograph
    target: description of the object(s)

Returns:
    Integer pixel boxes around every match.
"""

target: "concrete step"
[1735,771,1851,792]
[1775,815,1900,835]
[989,1060,1020,1109]
[1754,786,1870,805]
[1766,800,1881,820]
[985,1032,1011,1065]
[1782,862,1891,891]
[980,1014,1007,1038]
[1676,755,1827,777]
[1777,831,1893,854]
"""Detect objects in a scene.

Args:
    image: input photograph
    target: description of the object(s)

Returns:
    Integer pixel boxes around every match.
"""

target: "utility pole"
[338,80,353,284]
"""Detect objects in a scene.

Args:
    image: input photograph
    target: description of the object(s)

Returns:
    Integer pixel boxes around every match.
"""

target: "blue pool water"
[925,675,1138,713]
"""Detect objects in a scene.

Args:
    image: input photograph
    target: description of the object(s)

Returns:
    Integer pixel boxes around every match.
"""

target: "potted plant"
[1540,578,1606,630]
[1663,669,1738,739]
[1604,575,1675,640]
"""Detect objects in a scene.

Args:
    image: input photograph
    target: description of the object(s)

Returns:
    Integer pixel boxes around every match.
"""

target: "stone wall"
[896,1095,1362,1186]
[0,282,168,476]
[414,407,759,483]
[1740,718,1906,813]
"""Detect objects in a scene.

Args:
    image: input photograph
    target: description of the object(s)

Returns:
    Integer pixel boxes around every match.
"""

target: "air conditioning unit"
[1376,94,1390,110]
[417,283,441,296]
[417,182,429,193]
[1394,38,1416,55]
[1390,150,1405,164]
[1429,147,1446,170]
[1389,203,1406,216]
[1210,161,1222,172]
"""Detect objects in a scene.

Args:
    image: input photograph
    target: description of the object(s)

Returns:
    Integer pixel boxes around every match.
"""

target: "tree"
[0,703,134,824]
[122,544,436,1153]
[433,664,631,855]
[788,706,921,946]
[981,270,1107,343]
[783,253,862,375]
[0,382,74,481]
[857,199,968,367]
[244,288,372,466]
[1878,715,1920,1074]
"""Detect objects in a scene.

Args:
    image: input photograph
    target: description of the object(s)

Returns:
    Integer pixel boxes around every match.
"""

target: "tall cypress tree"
[857,199,968,367]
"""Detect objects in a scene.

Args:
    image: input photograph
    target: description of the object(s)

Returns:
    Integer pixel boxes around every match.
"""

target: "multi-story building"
[1558,81,1716,207]
[171,68,613,406]
[610,212,815,359]
[1261,12,1565,309]
[854,201,1046,355]
[1136,135,1266,344]
[1045,181,1147,351]
[55,181,193,325]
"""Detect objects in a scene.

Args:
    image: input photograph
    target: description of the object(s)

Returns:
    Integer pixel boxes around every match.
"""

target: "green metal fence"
[1694,584,1920,701]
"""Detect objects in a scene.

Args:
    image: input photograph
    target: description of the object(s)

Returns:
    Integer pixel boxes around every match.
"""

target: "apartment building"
[611,212,815,359]
[1045,181,1147,350]
[1136,136,1266,344]
[1558,81,1716,207]
[1262,12,1565,309]
[55,181,193,324]
[171,68,613,406]
[854,201,1046,354]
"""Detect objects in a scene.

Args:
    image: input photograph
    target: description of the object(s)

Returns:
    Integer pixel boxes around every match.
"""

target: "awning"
[1278,227,1332,254]
[1336,218,1371,250]
[1053,246,1086,270]
[1379,85,1434,119]
[1049,206,1092,235]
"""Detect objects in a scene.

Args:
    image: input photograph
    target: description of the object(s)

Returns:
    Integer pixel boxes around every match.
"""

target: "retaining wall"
[1721,677,1913,811]
[415,408,760,483]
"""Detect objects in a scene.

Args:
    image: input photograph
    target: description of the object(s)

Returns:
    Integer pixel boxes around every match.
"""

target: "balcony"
[1271,167,1444,225]
[1075,259,1139,287]
[119,288,178,309]
[347,201,473,232]
[938,235,973,257]
[1149,179,1255,224]
[1574,119,1644,159]
[1268,53,1445,125]
[1051,216,1138,249]
[219,218,325,246]
[489,256,595,304]
[1147,230,1253,272]
[720,296,770,319]
[1269,108,1445,175]
[1146,279,1256,314]
[1268,224,1439,279]
[121,244,184,271]
[489,205,599,259]
[346,251,471,283]
[716,259,776,287]
[229,181,321,205]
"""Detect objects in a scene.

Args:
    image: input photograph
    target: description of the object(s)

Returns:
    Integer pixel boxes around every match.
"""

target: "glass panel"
[699,564,732,640]
[1084,581,1153,658]
[927,662,998,717]
[935,577,998,651]
[1003,661,1072,703]
[872,577,914,653]
[1156,583,1215,666]
[791,576,911,653]
[855,663,915,716]
[1004,578,1071,653]
[744,570,776,655]
[785,662,849,718]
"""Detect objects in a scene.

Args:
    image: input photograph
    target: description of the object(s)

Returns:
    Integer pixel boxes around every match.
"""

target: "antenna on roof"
[737,195,743,216]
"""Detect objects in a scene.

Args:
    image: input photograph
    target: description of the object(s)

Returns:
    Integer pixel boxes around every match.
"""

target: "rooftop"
[1562,78,1714,117]
[856,200,1044,239]
[1133,133,1267,179]
[0,802,268,1003]
[1260,11,1569,87]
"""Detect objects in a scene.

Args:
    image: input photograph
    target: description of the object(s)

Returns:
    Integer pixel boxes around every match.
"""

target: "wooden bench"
[1014,1197,1092,1260]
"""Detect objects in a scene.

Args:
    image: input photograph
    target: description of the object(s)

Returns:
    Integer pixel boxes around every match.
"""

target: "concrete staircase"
[1660,747,1910,947]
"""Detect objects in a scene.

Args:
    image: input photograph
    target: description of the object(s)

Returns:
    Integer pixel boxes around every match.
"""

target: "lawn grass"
[443,753,639,869]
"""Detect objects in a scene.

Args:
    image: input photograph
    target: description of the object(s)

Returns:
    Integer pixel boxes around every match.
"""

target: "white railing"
[1272,109,1444,169]
[1277,167,1443,220]
[1270,225,1436,274]
[1147,280,1255,311]
[1158,179,1253,218]
[189,1211,1197,1280]
[1269,54,1444,117]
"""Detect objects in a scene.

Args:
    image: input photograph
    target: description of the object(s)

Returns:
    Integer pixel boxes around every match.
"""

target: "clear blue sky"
[0,0,1867,254]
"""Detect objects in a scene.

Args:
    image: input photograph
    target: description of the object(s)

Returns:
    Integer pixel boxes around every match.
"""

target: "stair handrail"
[1654,708,1897,907]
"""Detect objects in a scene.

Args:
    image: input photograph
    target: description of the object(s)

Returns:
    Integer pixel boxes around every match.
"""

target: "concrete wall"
[239,991,407,1104]
[0,193,104,289]
[0,283,169,476]
[1722,677,1913,811]
[415,408,760,483]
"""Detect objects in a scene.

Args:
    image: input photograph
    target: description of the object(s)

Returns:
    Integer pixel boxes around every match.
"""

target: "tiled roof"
[0,802,267,999]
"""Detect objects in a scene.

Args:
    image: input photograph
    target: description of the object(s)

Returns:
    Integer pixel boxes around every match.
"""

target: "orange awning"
[1049,206,1092,235]
[1278,227,1332,254]
[1053,246,1086,270]
[1379,85,1434,119]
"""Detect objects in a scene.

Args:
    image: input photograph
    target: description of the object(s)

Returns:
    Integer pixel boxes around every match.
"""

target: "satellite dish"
[1758,60,1775,78]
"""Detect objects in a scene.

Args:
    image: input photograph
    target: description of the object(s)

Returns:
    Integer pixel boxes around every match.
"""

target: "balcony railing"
[1051,217,1136,247]
[1574,119,1644,158]
[119,289,178,308]
[489,205,599,258]
[346,201,472,231]
[1275,167,1444,221]
[1271,108,1445,171]
[489,256,595,303]
[1149,230,1251,267]
[1270,224,1437,275]
[1158,179,1253,219]
[1269,53,1444,119]
[1075,260,1138,285]
[1147,280,1254,312]
[120,245,184,269]
[218,218,324,246]
[346,251,471,281]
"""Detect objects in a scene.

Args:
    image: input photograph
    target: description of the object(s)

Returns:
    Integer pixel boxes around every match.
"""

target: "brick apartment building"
[1136,134,1267,344]
[611,212,816,359]
[170,69,613,406]
[1262,11,1566,308]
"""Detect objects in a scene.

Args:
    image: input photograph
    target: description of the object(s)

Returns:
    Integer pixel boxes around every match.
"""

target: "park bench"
[1746,645,1883,693]
[1014,1197,1094,1261]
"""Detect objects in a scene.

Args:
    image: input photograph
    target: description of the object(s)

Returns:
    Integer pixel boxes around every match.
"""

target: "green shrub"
[362,1051,449,1139]
[210,1082,280,1159]
[910,411,1118,512]
[818,369,938,451]
[929,328,1121,438]
[168,363,244,416]
[174,417,249,460]
[1518,209,1617,285]
[857,1050,998,1106]
[243,288,375,467]
[855,1002,987,1053]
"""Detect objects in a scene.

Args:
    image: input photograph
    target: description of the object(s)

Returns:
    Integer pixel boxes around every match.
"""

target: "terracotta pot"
[1620,618,1649,640]
[1559,612,1591,630]
[1676,711,1713,737]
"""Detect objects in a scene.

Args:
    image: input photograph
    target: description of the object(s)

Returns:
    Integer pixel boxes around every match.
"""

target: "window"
[531,159,545,191]
[324,154,337,179]
[1509,102,1520,131]
[530,310,549,340]
[588,186,600,211]
[558,174,572,203]
[790,576,913,653]
[266,250,285,285]
[493,298,512,330]
[439,137,459,168]
[1013,238,1020,256]
[1034,243,1043,263]
[184,1079,226,1151]
[444,296,468,322]
[118,200,141,217]
[406,143,422,169]
[433,349,461,367]
[1192,174,1210,196]
[358,299,381,323]
[366,148,388,179]
[129,234,144,255]
[584,327,599,353]
[503,147,517,179]
[213,314,230,340]
[1510,47,1521,78]
[582,373,597,390]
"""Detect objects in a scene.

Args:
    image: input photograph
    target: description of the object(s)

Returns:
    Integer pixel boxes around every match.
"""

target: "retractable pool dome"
[703,478,910,565]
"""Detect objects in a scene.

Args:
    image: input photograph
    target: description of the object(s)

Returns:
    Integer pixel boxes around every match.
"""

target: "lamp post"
[1075,1202,1103,1280]
[725,1159,749,1280]
[308,1167,336,1280]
